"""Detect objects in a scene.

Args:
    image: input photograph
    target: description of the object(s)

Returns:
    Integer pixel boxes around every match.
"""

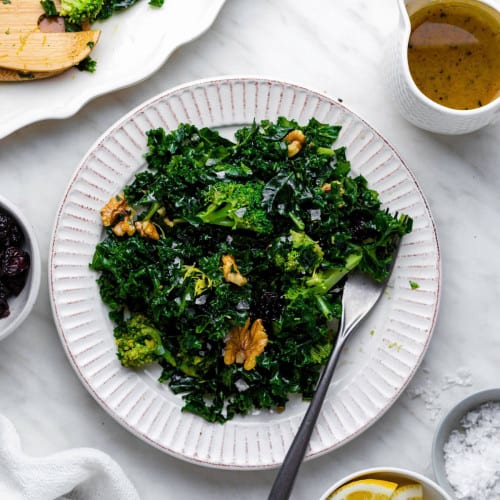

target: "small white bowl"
[0,195,41,341]
[319,466,452,500]
[432,388,500,499]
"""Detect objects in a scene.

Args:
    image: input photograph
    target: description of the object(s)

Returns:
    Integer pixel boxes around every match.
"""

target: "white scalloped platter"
[49,76,441,470]
[0,0,226,140]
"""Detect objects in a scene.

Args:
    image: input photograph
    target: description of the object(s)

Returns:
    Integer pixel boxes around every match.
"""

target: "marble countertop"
[1,1,499,499]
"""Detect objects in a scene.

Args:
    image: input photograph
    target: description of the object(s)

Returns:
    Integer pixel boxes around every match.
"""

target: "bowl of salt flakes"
[432,387,500,500]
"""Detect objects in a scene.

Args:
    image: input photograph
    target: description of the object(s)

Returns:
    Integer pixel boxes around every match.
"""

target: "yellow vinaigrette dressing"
[408,0,500,110]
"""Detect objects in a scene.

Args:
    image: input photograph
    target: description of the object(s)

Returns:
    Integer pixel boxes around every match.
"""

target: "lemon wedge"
[390,483,423,500]
[328,478,399,500]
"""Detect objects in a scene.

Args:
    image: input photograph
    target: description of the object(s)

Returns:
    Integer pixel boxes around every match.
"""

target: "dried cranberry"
[252,290,284,326]
[349,210,378,243]
[0,213,11,250]
[2,272,28,296]
[0,282,9,318]
[0,210,23,250]
[0,296,9,318]
[0,217,31,319]
[7,224,23,248]
[0,246,30,277]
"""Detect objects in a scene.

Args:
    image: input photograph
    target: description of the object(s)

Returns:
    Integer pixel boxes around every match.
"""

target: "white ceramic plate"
[0,0,226,140]
[49,76,441,469]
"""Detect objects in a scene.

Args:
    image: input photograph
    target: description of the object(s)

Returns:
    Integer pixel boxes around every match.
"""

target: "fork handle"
[267,337,346,500]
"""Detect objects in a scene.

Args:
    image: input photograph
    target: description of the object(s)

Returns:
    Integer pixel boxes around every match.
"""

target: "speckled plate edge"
[49,76,441,470]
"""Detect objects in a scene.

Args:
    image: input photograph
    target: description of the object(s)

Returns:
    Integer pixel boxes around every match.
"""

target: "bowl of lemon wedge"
[319,467,452,500]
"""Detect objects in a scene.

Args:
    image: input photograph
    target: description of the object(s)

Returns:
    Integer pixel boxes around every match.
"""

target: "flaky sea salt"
[442,368,473,390]
[443,401,500,500]
[406,368,441,420]
[406,368,475,421]
[234,378,249,392]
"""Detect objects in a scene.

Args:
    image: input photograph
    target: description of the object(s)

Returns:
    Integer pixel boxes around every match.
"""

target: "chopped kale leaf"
[90,117,412,423]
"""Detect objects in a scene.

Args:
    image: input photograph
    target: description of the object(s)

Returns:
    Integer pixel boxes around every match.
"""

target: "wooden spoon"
[0,0,100,81]
[0,67,64,82]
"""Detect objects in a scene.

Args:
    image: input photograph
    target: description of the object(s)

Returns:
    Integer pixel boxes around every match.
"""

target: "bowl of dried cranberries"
[0,195,41,341]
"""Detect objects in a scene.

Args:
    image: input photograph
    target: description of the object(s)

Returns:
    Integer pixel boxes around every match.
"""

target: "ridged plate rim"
[49,76,441,470]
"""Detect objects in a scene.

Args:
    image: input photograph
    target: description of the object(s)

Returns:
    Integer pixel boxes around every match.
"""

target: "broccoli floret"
[305,252,362,295]
[115,314,166,368]
[196,181,273,234]
[59,0,103,25]
[285,252,362,320]
[274,230,324,274]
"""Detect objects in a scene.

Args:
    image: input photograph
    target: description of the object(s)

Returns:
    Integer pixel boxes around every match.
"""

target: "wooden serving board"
[0,0,100,81]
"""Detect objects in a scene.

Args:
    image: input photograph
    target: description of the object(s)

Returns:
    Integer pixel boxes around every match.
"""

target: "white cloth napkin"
[0,414,140,500]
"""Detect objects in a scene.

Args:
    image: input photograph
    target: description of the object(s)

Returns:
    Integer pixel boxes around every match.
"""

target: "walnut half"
[284,129,306,158]
[100,193,131,227]
[101,193,137,237]
[224,318,268,370]
[222,255,248,286]
[135,220,160,240]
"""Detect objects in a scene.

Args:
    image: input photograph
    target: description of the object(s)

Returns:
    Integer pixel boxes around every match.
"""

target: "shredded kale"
[90,117,413,423]
[40,0,58,16]
[76,56,97,73]
[96,0,141,19]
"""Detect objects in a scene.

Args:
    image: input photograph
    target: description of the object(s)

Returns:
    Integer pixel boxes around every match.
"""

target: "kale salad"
[90,117,412,423]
